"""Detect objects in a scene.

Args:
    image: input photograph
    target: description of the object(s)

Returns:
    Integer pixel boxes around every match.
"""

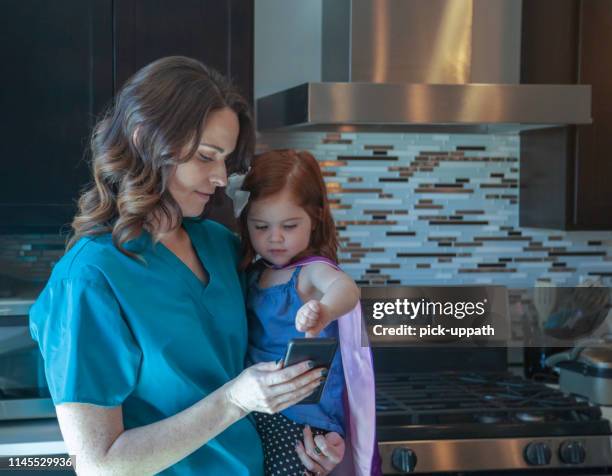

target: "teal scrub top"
[29,219,264,475]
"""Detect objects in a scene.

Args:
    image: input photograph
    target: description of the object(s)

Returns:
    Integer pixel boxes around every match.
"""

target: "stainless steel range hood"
[256,0,591,133]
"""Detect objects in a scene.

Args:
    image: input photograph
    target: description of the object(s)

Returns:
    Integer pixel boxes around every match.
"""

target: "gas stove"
[375,371,612,474]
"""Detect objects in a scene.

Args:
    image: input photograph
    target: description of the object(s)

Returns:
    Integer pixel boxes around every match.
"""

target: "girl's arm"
[296,263,360,336]
[57,360,325,476]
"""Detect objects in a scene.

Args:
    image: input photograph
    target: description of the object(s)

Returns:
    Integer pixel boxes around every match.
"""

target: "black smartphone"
[283,338,338,404]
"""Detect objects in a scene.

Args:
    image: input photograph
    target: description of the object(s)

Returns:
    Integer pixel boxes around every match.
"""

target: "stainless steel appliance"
[367,286,612,474]
[257,0,591,132]
[558,346,612,407]
[0,299,55,420]
[375,366,612,474]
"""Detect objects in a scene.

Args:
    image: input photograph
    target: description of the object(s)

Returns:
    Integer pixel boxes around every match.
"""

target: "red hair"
[239,149,338,269]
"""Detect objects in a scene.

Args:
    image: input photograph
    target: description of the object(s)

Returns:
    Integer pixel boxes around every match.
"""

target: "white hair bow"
[225,173,250,218]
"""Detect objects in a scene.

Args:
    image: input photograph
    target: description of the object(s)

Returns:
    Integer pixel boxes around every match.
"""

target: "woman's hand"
[295,425,345,475]
[225,360,325,414]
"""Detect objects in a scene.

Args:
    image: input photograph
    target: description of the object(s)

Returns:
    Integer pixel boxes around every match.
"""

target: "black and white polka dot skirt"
[252,412,327,476]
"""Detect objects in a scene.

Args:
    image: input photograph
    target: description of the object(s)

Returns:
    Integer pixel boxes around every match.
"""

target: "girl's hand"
[295,425,345,475]
[225,360,325,414]
[296,300,329,337]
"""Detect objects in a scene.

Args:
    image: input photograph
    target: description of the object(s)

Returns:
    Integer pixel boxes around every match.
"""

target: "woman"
[29,56,344,475]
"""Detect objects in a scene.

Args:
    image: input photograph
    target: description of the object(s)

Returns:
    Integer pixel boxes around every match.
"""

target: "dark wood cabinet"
[0,0,253,233]
[520,0,612,230]
[0,0,113,232]
[573,0,612,228]
[114,0,253,104]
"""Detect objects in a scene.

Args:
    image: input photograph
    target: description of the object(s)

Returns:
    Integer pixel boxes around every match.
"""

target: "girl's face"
[168,107,239,218]
[247,187,313,267]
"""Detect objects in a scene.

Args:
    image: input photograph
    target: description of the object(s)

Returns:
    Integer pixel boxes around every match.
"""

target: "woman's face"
[168,107,239,217]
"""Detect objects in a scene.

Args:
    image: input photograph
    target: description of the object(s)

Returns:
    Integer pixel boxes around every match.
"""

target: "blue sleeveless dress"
[246,265,345,435]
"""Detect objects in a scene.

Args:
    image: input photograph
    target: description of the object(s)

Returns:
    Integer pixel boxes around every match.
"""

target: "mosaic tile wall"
[257,132,612,288]
[1,132,611,291]
[0,233,66,299]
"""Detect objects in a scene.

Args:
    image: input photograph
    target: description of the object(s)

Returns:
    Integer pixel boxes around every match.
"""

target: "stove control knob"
[391,448,417,473]
[559,441,586,464]
[524,442,552,466]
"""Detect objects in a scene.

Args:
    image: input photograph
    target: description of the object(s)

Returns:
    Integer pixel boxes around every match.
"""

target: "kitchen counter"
[1,406,611,458]
[0,419,65,456]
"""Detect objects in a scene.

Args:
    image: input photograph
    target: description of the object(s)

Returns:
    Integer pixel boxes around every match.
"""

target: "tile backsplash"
[1,132,610,290]
[0,234,66,298]
[258,132,612,288]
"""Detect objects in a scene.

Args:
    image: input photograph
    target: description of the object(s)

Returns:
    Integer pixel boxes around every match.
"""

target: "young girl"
[236,149,380,476]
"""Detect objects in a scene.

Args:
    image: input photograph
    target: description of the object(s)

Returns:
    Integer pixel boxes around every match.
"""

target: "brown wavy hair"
[67,56,254,255]
[239,149,338,269]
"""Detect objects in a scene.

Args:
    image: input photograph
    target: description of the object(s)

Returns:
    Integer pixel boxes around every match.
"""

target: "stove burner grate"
[375,371,611,440]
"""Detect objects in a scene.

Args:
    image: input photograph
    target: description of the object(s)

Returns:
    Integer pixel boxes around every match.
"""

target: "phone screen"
[283,338,338,404]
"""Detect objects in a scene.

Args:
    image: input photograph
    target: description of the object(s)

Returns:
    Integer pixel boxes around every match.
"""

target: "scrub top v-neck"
[157,226,211,297]
[29,219,263,476]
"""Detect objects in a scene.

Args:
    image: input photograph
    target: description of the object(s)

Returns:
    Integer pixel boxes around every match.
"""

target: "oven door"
[0,302,55,420]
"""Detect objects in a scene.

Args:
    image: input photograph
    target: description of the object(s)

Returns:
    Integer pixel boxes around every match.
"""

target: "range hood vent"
[256,0,591,133]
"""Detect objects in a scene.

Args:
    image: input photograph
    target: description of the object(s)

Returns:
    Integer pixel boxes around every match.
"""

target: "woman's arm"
[296,263,360,337]
[58,360,324,475]
[58,385,241,475]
